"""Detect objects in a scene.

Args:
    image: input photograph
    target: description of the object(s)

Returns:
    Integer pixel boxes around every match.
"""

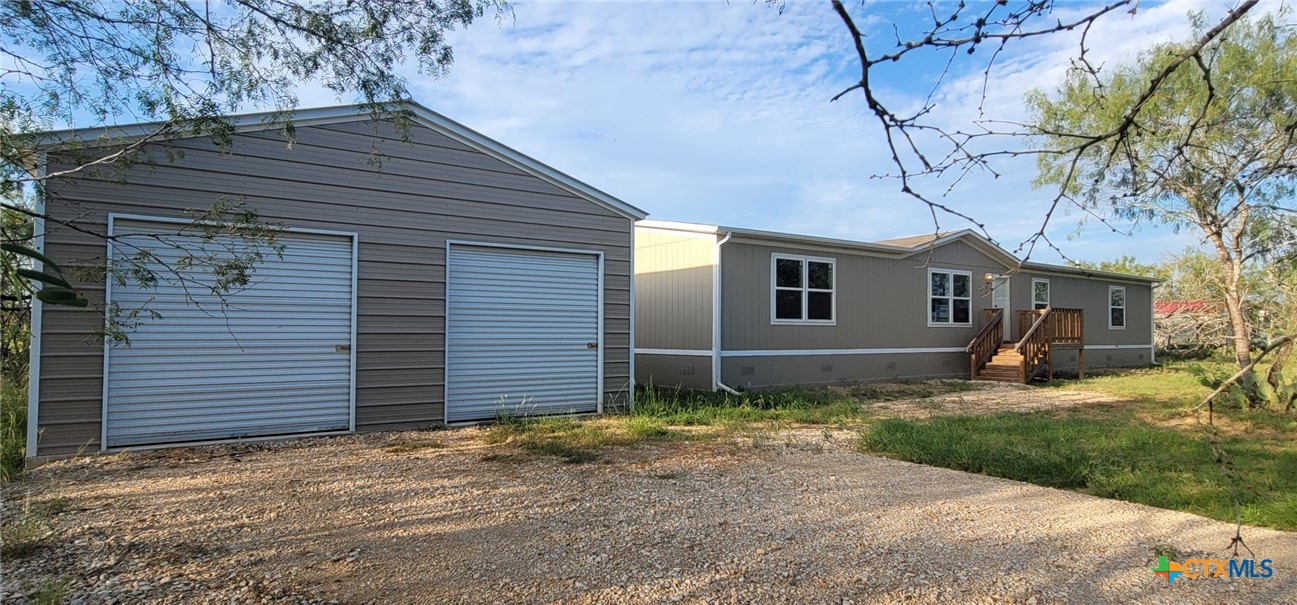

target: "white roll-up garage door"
[104,218,356,448]
[445,244,602,422]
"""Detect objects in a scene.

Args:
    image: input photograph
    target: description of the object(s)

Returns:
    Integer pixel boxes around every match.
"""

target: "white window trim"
[1109,285,1127,330]
[770,253,837,325]
[927,268,974,327]
[1032,278,1051,309]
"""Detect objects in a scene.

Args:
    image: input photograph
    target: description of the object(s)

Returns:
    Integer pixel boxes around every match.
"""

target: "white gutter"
[1150,282,1159,364]
[26,153,47,459]
[713,231,735,393]
[628,224,636,411]
[716,382,742,396]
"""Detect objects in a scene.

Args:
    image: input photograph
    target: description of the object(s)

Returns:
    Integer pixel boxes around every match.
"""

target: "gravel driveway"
[4,424,1295,604]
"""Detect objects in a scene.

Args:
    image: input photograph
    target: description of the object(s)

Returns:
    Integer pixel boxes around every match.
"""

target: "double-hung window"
[929,269,972,326]
[1032,278,1050,310]
[1109,285,1126,329]
[772,254,835,324]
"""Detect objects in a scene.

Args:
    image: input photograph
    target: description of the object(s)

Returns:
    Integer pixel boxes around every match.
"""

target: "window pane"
[808,291,833,320]
[952,274,970,298]
[1111,308,1125,327]
[931,299,950,323]
[808,261,833,290]
[776,289,802,320]
[953,299,971,323]
[1034,281,1049,304]
[1110,288,1125,307]
[931,272,949,297]
[776,259,802,288]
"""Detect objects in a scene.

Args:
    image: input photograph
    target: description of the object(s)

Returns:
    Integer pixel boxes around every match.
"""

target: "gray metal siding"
[721,239,1008,351]
[35,120,632,456]
[633,228,714,351]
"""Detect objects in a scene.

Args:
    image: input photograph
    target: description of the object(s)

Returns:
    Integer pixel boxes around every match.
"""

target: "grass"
[484,414,693,464]
[32,577,71,605]
[0,515,52,558]
[2,373,27,482]
[1046,359,1234,408]
[631,381,959,426]
[384,439,444,454]
[861,359,1297,531]
[0,496,70,560]
[481,381,977,463]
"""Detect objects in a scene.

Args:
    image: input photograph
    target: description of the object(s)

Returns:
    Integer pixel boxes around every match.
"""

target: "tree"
[1027,13,1297,369]
[825,0,1267,254]
[1,0,509,307]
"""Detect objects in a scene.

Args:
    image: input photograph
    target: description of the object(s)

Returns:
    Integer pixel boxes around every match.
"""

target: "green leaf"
[1256,378,1277,406]
[35,287,78,304]
[1,242,61,271]
[17,268,72,289]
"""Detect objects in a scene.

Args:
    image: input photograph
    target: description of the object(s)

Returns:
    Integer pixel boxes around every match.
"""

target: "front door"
[991,276,1011,341]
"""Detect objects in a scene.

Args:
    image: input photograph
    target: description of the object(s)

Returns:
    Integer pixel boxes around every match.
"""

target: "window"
[1109,285,1126,329]
[772,254,835,324]
[929,269,972,326]
[1032,278,1050,310]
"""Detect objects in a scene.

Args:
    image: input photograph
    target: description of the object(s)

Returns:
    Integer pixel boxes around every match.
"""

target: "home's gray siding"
[715,238,1154,388]
[720,239,1006,351]
[632,227,714,390]
[35,120,632,456]
[636,354,713,390]
[1012,272,1154,346]
[633,228,714,351]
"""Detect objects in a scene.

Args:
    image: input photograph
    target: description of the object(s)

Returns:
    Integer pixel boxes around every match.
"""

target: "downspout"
[713,231,740,394]
[1150,282,1159,365]
[26,153,47,460]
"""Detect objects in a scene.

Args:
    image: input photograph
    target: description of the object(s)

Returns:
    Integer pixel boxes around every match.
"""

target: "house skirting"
[636,352,713,391]
[636,345,1153,391]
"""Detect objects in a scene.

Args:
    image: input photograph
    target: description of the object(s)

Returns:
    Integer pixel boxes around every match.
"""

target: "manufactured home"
[634,221,1158,390]
[27,101,645,458]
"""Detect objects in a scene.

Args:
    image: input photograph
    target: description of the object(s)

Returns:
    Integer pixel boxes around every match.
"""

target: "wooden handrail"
[966,308,1004,353]
[1048,308,1084,345]
[1014,308,1053,353]
[966,308,1004,379]
[1014,308,1052,384]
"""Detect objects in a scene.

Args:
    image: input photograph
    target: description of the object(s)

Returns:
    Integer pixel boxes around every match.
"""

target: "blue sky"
[195,3,1286,262]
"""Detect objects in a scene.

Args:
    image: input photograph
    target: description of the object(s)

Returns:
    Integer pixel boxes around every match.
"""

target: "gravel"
[3,421,1295,604]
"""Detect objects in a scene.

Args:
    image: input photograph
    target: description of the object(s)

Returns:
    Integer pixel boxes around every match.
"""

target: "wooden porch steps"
[967,307,1085,384]
[973,347,1026,383]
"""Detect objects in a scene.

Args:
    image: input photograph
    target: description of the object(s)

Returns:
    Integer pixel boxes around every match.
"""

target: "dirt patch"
[861,381,1125,419]
[4,425,1295,605]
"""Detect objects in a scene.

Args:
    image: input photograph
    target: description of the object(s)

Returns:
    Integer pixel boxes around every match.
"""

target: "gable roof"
[873,232,955,247]
[35,101,647,221]
[636,220,1161,284]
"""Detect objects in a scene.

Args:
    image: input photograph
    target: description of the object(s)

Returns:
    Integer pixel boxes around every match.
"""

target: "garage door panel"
[445,245,600,422]
[105,219,355,448]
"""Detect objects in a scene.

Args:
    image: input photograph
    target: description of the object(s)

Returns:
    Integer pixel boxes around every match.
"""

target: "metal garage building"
[28,101,645,457]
